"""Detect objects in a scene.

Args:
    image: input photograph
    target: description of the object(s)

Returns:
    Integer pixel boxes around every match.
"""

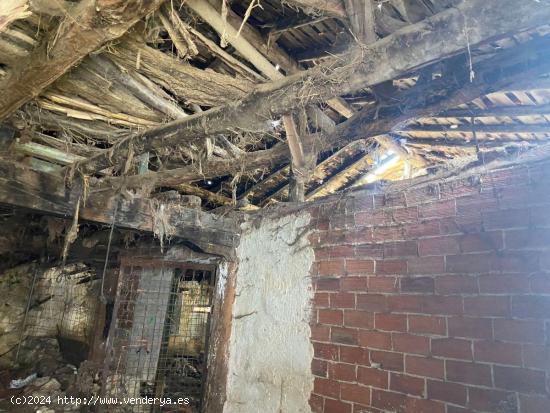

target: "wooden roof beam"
[0,0,166,121]
[71,0,550,177]
[0,159,238,255]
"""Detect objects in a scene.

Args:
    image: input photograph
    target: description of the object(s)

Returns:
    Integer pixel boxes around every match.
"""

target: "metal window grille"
[102,263,215,412]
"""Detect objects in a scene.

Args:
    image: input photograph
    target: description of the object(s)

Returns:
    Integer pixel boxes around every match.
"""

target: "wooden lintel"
[0,160,239,255]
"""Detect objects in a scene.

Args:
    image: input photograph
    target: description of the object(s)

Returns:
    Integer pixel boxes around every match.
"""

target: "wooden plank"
[72,0,550,176]
[0,0,166,120]
[14,141,85,165]
[96,35,550,193]
[0,160,239,254]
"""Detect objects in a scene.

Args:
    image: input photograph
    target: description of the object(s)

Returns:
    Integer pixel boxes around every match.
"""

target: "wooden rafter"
[96,34,550,195]
[0,0,167,121]
[0,159,238,255]
[71,0,550,177]
[282,0,347,18]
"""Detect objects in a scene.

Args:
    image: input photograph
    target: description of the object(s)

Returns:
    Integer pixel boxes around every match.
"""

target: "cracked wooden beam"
[95,34,550,195]
[0,159,238,255]
[0,0,166,121]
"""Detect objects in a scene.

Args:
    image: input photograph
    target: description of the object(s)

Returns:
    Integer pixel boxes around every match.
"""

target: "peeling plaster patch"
[216,261,229,300]
[224,212,315,413]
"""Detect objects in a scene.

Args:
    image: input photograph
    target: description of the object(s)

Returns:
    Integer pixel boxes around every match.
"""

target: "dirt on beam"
[97,34,550,194]
[0,0,166,121]
[0,159,238,256]
[71,0,550,176]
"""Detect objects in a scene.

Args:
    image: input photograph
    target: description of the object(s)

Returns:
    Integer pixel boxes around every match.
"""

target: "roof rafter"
[72,0,550,177]
[0,0,166,121]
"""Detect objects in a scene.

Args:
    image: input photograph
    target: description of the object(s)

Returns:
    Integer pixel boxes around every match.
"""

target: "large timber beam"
[72,0,550,177]
[96,34,550,193]
[0,160,238,255]
[0,0,166,121]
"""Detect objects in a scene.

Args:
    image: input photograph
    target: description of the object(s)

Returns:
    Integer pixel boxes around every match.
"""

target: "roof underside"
[1,0,550,211]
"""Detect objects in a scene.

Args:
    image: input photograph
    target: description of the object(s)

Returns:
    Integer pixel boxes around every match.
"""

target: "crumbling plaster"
[224,212,315,413]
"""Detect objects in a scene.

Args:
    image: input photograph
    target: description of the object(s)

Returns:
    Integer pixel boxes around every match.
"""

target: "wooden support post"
[282,114,307,202]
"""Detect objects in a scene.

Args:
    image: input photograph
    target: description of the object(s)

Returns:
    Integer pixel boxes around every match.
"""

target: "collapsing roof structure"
[0,0,549,222]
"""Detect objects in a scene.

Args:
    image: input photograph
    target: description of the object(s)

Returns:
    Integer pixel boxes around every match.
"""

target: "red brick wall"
[308,162,550,413]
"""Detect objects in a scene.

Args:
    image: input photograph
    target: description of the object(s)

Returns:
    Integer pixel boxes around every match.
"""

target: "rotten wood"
[96,34,550,194]
[71,0,550,176]
[0,0,166,120]
[0,159,239,255]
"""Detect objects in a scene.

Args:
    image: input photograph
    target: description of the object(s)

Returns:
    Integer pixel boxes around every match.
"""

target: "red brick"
[494,365,547,394]
[435,275,478,295]
[356,210,390,227]
[354,244,384,259]
[392,333,430,356]
[372,226,406,242]
[316,278,340,291]
[431,338,472,360]
[330,292,356,309]
[384,241,418,258]
[512,296,550,318]
[483,208,530,229]
[314,377,340,398]
[313,292,330,307]
[312,358,328,377]
[316,245,355,260]
[356,294,388,312]
[405,397,445,413]
[419,199,456,219]
[400,277,434,293]
[344,310,374,329]
[323,398,351,413]
[309,394,324,413]
[376,259,407,275]
[421,296,463,315]
[446,253,492,273]
[346,259,375,274]
[371,351,404,372]
[505,228,550,250]
[329,362,357,382]
[474,340,522,366]
[522,345,550,371]
[314,342,339,361]
[319,260,346,276]
[529,273,550,294]
[406,355,444,379]
[357,366,389,389]
[520,395,550,413]
[358,331,392,350]
[368,276,398,293]
[459,231,503,253]
[468,387,517,412]
[392,207,419,224]
[341,383,371,405]
[464,296,510,317]
[446,360,492,386]
[345,228,373,244]
[371,389,406,412]
[407,256,445,275]
[340,346,369,365]
[491,251,540,273]
[388,295,423,313]
[405,220,440,238]
[331,327,358,345]
[448,317,492,339]
[311,324,330,341]
[390,373,425,397]
[478,274,530,294]
[319,309,343,326]
[375,314,407,332]
[340,277,368,291]
[355,194,374,211]
[446,406,474,413]
[427,380,467,406]
[408,315,446,336]
[494,319,545,344]
[418,236,459,256]
[316,229,346,246]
